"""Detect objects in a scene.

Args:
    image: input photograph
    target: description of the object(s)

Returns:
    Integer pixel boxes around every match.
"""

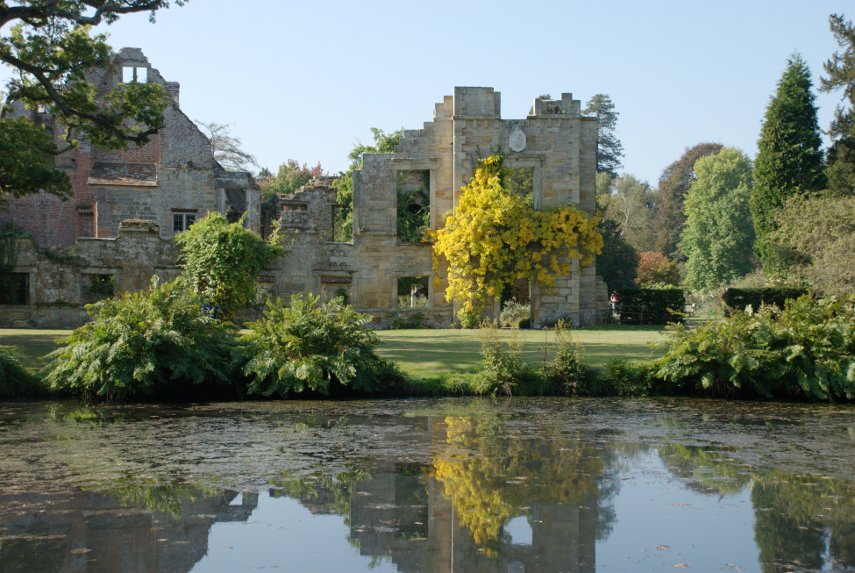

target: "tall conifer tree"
[751,55,826,272]
[583,94,624,179]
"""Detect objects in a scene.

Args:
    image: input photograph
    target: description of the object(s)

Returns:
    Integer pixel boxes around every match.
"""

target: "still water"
[1,398,853,573]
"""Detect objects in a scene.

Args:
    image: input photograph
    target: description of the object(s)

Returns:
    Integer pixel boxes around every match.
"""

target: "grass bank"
[376,326,666,382]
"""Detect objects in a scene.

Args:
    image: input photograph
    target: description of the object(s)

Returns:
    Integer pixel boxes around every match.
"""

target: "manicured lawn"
[377,326,666,381]
[2,326,668,382]
[0,329,70,373]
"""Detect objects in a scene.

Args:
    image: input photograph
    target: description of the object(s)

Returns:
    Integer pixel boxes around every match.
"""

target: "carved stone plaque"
[508,125,526,152]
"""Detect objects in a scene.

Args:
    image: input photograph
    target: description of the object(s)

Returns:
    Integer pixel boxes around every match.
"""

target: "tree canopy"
[821,13,855,196]
[432,154,602,320]
[258,159,324,200]
[196,121,258,172]
[583,94,624,178]
[751,54,826,272]
[1,1,182,200]
[682,148,756,292]
[654,143,724,259]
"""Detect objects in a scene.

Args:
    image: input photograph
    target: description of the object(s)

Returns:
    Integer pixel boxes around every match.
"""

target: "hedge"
[722,288,807,313]
[618,288,685,325]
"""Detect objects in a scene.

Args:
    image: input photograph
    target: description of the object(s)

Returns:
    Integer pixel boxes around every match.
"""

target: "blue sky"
[8,0,853,185]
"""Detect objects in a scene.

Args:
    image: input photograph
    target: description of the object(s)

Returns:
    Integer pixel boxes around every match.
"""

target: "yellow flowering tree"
[432,154,602,322]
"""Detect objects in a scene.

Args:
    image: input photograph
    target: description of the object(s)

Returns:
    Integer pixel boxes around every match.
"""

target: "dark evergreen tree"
[751,54,826,273]
[654,142,724,259]
[821,13,855,196]
[596,218,638,293]
[583,94,624,178]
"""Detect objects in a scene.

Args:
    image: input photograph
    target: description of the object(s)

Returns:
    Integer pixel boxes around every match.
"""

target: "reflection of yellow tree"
[432,416,606,556]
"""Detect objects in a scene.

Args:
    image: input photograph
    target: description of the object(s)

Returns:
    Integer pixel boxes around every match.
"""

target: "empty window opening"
[0,272,29,305]
[320,276,352,304]
[397,276,429,309]
[332,204,351,243]
[82,274,114,303]
[282,202,308,212]
[502,166,534,203]
[173,210,197,233]
[122,65,148,83]
[396,170,430,243]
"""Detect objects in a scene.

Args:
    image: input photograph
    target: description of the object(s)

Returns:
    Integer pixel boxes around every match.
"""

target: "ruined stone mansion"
[0,48,608,328]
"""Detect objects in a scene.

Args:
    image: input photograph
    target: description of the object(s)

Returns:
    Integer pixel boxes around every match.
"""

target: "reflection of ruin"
[0,488,257,573]
[347,468,597,573]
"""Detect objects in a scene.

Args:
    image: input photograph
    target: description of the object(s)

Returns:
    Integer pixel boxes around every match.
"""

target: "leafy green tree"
[751,55,827,272]
[600,174,657,253]
[0,1,182,200]
[333,127,403,240]
[175,212,282,317]
[196,121,258,172]
[583,94,624,178]
[258,159,324,200]
[240,294,403,397]
[654,143,724,258]
[0,345,39,399]
[770,195,855,294]
[821,13,855,196]
[44,278,240,401]
[681,148,755,292]
[596,218,638,292]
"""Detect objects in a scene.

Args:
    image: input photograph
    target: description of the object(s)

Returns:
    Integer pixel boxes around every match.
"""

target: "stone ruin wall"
[0,80,609,328]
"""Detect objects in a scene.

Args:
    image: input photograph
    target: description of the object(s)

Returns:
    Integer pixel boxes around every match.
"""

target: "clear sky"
[9,0,854,185]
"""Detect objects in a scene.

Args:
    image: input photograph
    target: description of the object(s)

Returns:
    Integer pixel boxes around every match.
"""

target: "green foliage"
[820,14,855,196]
[769,195,855,294]
[596,218,638,292]
[654,142,724,259]
[540,321,586,395]
[583,94,624,178]
[175,212,282,317]
[722,287,808,313]
[618,288,685,325]
[241,294,404,397]
[602,359,655,397]
[474,327,532,396]
[681,148,755,291]
[600,174,658,253]
[499,298,530,328]
[0,117,70,200]
[388,311,432,330]
[258,159,324,200]
[1,2,180,198]
[0,345,41,399]
[751,54,827,272]
[396,187,430,243]
[44,278,241,401]
[333,127,403,241]
[654,294,855,401]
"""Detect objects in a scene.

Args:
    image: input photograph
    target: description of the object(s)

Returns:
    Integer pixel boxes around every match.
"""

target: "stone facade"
[267,87,609,327]
[1,55,608,327]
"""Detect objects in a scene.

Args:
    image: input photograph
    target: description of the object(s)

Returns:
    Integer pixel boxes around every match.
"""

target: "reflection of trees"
[658,444,855,572]
[432,415,614,557]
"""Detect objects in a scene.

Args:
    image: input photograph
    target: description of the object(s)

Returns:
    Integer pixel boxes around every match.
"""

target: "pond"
[1,398,853,573]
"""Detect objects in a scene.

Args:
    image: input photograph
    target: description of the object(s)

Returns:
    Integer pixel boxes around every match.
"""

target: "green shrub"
[618,288,685,325]
[602,359,656,397]
[241,294,404,397]
[721,287,808,313]
[654,294,855,400]
[540,321,586,395]
[0,346,41,399]
[499,299,531,328]
[474,327,533,396]
[456,307,482,329]
[389,311,432,329]
[44,278,241,401]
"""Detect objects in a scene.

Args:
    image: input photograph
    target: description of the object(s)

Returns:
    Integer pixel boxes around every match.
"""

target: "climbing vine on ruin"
[431,154,603,320]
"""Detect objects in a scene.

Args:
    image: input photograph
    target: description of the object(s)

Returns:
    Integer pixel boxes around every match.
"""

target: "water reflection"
[0,399,853,572]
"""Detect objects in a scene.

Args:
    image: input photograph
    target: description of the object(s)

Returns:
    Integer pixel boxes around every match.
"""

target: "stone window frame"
[394,274,432,310]
[0,268,34,305]
[501,155,543,209]
[172,209,198,234]
[121,65,149,84]
[79,269,117,304]
[389,157,440,234]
